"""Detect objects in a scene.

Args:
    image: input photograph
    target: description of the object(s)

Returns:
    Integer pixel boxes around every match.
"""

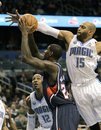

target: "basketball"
[20,13,38,33]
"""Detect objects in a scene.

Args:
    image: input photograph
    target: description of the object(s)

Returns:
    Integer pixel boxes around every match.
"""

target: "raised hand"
[18,18,35,34]
[5,10,20,26]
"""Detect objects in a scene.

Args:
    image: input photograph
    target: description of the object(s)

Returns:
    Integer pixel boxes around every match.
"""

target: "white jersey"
[66,35,98,84]
[30,92,53,128]
[0,100,5,130]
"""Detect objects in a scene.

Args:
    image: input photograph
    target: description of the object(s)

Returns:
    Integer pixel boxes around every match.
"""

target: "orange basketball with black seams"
[21,13,38,33]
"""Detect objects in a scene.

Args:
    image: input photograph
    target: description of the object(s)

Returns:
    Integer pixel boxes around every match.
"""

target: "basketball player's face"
[32,74,43,90]
[77,23,90,41]
[44,46,52,60]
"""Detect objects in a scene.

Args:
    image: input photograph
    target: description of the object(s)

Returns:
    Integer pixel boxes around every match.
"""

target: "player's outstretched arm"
[37,22,74,49]
[19,19,47,70]
[19,18,57,73]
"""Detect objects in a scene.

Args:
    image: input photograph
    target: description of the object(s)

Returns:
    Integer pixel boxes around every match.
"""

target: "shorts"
[51,103,80,130]
[71,78,101,126]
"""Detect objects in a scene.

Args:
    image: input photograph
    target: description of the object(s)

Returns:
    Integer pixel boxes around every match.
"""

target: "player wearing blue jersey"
[18,18,80,130]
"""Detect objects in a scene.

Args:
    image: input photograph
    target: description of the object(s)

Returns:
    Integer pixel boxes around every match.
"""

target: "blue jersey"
[43,63,79,130]
[43,62,74,110]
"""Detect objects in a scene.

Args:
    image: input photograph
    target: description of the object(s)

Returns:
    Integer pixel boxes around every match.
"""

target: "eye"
[82,26,86,29]
[82,25,86,29]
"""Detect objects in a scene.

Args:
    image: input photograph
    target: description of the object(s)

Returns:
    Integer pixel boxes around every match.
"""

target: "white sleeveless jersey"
[30,92,53,128]
[66,35,98,84]
[0,100,5,130]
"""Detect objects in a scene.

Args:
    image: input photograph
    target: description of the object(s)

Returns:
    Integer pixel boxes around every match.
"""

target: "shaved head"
[83,22,96,35]
[77,22,96,42]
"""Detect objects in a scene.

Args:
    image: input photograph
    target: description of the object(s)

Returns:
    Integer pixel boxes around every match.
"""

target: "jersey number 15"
[76,57,85,67]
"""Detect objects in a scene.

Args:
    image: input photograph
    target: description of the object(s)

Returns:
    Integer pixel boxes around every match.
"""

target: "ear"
[88,30,93,36]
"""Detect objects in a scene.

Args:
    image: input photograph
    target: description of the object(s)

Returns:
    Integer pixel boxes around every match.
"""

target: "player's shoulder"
[90,38,97,43]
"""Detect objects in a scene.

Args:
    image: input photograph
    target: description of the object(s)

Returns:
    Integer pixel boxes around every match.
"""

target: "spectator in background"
[3,108,17,130]
[10,102,18,119]
[0,67,6,78]
[7,67,17,98]
[19,95,27,109]
[15,106,27,130]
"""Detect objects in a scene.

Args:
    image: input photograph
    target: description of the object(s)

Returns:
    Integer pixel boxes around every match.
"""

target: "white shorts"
[71,78,101,126]
[35,126,51,130]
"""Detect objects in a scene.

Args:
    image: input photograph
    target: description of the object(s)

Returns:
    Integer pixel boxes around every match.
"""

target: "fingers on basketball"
[20,14,38,33]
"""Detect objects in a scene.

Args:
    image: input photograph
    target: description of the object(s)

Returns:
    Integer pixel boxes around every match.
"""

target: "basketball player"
[35,21,101,130]
[0,100,5,130]
[26,73,53,130]
[18,18,80,130]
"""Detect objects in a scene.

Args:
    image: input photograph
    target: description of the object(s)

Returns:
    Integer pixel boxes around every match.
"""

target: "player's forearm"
[28,34,43,59]
[37,22,60,38]
[21,33,32,59]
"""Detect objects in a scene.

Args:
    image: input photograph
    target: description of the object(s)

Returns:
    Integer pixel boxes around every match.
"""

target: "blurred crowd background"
[0,0,101,16]
[0,0,101,130]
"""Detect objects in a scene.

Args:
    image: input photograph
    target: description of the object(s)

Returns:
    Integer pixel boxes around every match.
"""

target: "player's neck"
[80,37,92,43]
[35,91,43,101]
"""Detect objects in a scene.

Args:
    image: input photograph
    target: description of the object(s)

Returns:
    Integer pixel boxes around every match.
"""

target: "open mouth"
[34,83,38,86]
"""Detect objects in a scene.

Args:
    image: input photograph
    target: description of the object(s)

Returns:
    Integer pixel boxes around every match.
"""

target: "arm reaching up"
[28,34,44,59]
[19,18,57,72]
[6,11,73,50]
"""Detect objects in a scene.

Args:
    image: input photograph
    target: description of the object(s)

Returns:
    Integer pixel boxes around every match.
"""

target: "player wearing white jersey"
[0,100,5,130]
[35,21,101,130]
[26,73,53,130]
[66,35,98,84]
